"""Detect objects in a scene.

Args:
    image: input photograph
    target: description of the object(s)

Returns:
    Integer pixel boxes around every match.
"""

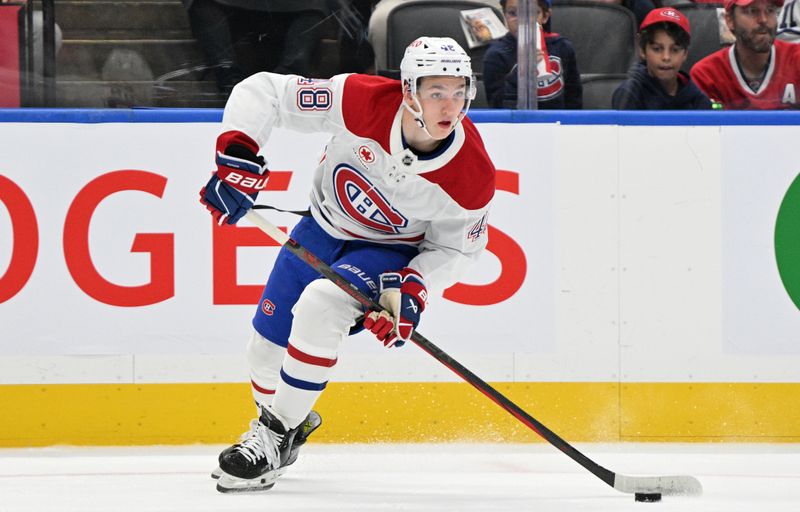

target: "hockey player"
[199,36,496,493]
[690,0,800,109]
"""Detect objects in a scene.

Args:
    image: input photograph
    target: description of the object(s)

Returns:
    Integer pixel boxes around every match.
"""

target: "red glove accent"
[216,130,259,156]
[199,186,224,224]
[364,268,427,348]
[396,268,427,313]
[363,311,397,347]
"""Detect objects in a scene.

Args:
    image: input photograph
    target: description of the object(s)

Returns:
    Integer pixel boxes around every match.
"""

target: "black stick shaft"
[280,237,617,489]
[242,211,617,489]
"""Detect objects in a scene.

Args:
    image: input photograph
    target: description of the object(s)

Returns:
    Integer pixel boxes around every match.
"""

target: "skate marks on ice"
[0,443,799,511]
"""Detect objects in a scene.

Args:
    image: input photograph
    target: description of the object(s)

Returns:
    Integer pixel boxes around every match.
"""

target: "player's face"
[415,76,468,140]
[639,29,688,85]
[727,1,779,53]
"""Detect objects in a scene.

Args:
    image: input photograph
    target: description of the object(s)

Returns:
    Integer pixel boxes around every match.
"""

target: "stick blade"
[614,474,703,496]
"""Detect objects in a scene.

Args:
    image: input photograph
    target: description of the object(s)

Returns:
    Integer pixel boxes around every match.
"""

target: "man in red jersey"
[691,0,800,109]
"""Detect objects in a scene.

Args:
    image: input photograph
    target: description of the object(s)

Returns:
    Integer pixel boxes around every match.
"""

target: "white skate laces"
[238,418,259,441]
[235,422,283,468]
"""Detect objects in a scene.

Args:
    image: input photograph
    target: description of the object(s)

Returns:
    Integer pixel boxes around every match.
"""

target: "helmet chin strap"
[403,95,436,140]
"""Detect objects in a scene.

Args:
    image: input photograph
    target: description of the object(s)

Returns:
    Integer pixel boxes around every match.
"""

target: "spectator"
[337,0,376,73]
[483,0,582,109]
[777,0,800,41]
[232,1,334,77]
[183,0,337,93]
[181,0,246,93]
[690,0,800,109]
[612,8,711,109]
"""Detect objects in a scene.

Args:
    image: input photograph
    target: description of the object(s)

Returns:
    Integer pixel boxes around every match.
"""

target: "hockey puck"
[634,492,662,502]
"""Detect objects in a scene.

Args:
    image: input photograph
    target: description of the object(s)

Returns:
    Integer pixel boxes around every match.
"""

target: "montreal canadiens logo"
[662,9,680,20]
[537,56,564,101]
[332,164,408,234]
[261,299,276,316]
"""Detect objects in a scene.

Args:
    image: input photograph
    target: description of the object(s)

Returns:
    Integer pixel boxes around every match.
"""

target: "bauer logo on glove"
[199,132,269,226]
[216,152,269,192]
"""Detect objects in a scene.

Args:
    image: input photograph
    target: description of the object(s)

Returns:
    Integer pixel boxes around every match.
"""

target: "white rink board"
[2,120,800,384]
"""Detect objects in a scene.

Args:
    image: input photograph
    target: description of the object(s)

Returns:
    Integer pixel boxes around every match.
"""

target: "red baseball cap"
[639,8,691,37]
[723,0,784,10]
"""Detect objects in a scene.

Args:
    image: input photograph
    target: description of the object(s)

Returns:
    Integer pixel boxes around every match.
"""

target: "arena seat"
[368,0,504,77]
[472,78,489,108]
[674,3,729,72]
[550,1,638,75]
[580,73,627,109]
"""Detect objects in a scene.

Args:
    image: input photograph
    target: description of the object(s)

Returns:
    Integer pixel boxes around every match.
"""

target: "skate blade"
[213,459,293,480]
[215,467,287,493]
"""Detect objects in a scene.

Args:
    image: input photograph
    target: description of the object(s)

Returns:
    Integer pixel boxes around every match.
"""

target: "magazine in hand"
[716,8,736,45]
[460,7,509,48]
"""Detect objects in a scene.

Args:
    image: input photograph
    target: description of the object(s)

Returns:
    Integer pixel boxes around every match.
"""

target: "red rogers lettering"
[64,170,175,307]
[1,169,526,307]
[0,175,39,303]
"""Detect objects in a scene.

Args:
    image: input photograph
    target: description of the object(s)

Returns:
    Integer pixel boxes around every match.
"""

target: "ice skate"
[214,409,321,493]
[211,410,321,480]
[210,417,259,480]
[283,410,322,466]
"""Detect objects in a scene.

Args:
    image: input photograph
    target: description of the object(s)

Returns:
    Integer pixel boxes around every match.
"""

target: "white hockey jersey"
[778,0,800,42]
[218,72,496,294]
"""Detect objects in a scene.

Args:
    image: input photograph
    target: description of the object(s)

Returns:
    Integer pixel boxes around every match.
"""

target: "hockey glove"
[199,142,269,225]
[364,268,427,348]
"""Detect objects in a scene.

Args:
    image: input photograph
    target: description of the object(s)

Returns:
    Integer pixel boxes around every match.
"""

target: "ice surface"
[1,443,798,511]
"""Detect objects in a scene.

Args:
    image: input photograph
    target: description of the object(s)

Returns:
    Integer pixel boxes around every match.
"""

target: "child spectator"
[613,8,712,109]
[483,0,582,109]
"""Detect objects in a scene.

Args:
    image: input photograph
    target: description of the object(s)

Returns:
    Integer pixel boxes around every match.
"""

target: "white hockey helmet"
[400,36,476,98]
[399,37,476,135]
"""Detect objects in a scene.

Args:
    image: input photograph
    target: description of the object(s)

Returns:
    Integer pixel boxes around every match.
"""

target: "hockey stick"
[244,209,703,497]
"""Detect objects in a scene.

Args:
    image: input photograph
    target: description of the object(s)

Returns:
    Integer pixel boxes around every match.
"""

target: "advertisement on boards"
[0,122,555,357]
[722,125,800,355]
